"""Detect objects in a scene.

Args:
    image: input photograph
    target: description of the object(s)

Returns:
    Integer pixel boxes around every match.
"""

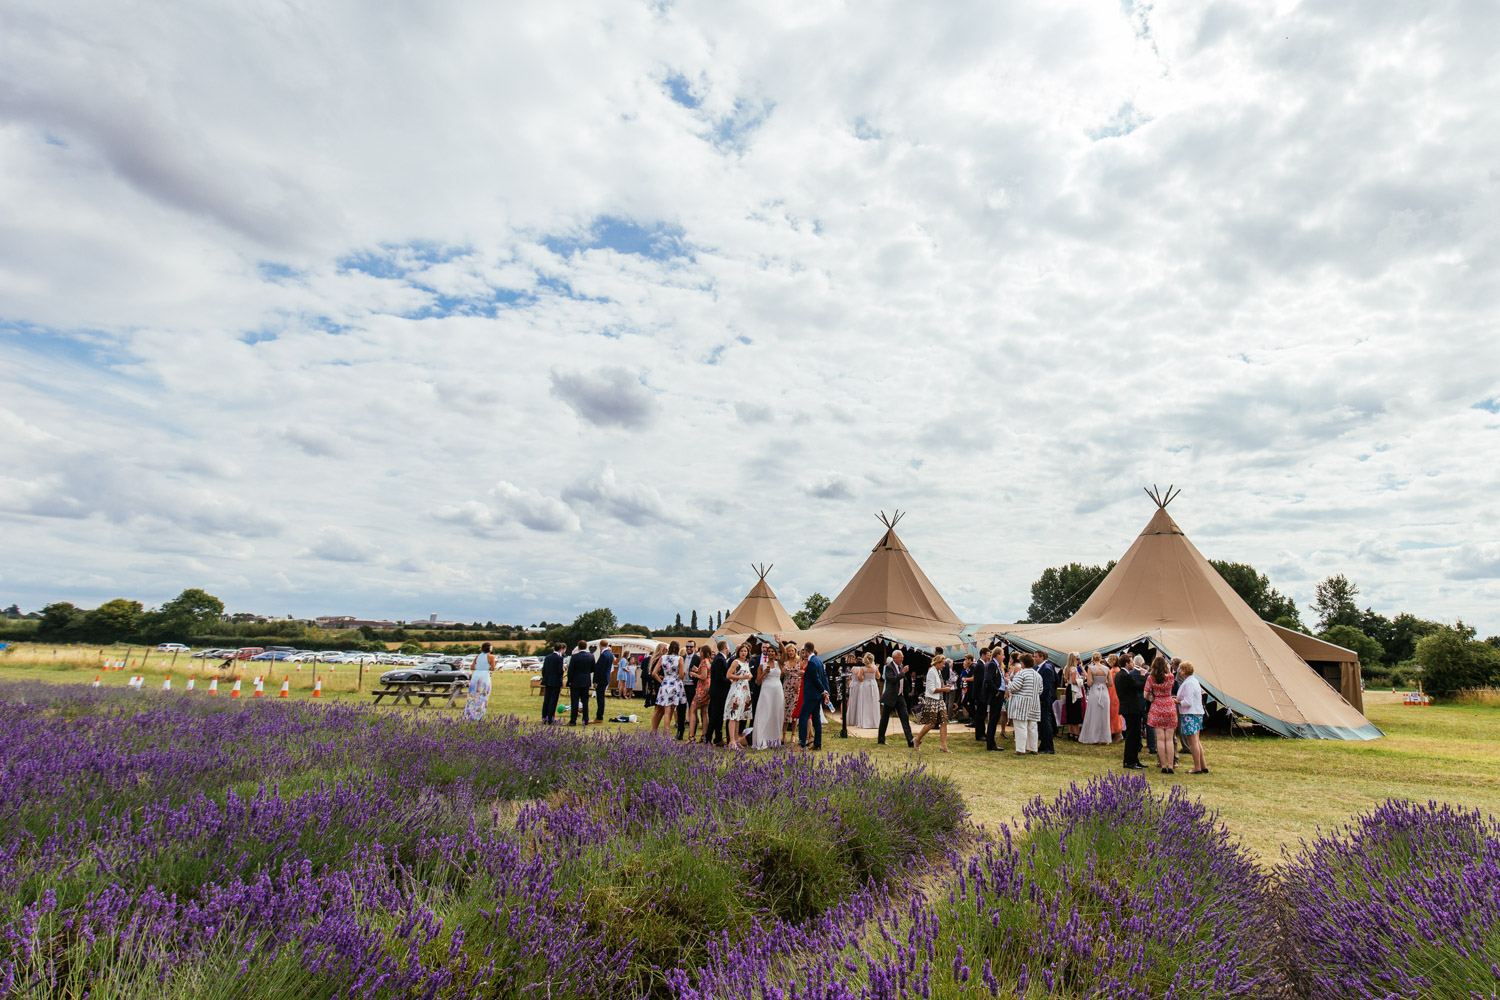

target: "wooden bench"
[371,682,465,709]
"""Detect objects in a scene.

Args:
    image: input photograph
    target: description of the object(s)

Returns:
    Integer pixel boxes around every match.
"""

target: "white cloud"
[0,0,1497,632]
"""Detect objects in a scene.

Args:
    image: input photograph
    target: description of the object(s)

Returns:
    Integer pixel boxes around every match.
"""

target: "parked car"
[378,662,472,686]
[191,648,228,659]
[156,643,190,652]
[233,648,265,660]
[316,651,345,662]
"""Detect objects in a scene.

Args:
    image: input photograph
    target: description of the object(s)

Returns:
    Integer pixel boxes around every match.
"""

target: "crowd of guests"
[533,637,1210,774]
[537,638,833,749]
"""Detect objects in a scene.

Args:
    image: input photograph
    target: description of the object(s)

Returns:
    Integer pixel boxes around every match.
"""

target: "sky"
[2,0,1498,635]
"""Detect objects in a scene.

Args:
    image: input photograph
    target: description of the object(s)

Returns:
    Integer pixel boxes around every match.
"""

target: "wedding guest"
[914,654,953,752]
[567,642,595,727]
[846,651,881,728]
[1176,661,1209,774]
[877,649,914,747]
[984,648,1009,751]
[1144,654,1178,773]
[752,645,785,749]
[1106,653,1123,743]
[687,648,711,742]
[1078,652,1113,744]
[1115,654,1146,770]
[782,644,804,740]
[1063,652,1085,739]
[651,641,687,736]
[797,643,830,750]
[1006,653,1044,755]
[593,642,614,723]
[705,640,731,746]
[724,644,753,749]
[540,640,565,724]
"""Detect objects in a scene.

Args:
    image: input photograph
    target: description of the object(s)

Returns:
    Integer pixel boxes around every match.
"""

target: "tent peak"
[876,509,906,530]
[751,562,773,581]
[1144,484,1182,508]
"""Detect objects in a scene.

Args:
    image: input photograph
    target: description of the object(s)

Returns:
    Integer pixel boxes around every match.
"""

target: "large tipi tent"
[974,492,1381,740]
[773,512,972,658]
[714,564,796,639]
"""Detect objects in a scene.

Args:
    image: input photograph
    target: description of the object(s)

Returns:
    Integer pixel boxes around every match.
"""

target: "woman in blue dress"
[464,642,496,721]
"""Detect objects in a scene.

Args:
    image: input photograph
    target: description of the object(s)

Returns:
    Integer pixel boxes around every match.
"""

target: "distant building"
[316,616,400,630]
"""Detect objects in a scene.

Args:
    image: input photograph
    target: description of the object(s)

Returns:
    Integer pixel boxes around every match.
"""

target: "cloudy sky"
[3,0,1498,634]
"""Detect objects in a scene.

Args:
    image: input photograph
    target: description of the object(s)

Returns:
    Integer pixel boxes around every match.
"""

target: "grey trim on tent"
[990,631,1385,742]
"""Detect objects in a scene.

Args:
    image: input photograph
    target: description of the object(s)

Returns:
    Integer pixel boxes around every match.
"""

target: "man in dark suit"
[971,649,992,740]
[797,642,830,749]
[567,643,595,726]
[593,643,614,722]
[540,640,566,724]
[1115,656,1146,769]
[877,650,914,747]
[984,647,1008,751]
[705,640,731,745]
[1036,653,1059,754]
[676,645,698,740]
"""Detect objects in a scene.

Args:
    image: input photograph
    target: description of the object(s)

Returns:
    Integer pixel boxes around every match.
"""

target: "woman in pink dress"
[1144,654,1179,773]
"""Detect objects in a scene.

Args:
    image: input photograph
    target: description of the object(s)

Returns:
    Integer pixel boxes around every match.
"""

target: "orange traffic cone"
[278,678,290,698]
[230,679,242,699]
[208,678,219,695]
[312,678,322,698]
[162,676,172,692]
[252,676,264,698]
[186,677,196,692]
[91,674,101,688]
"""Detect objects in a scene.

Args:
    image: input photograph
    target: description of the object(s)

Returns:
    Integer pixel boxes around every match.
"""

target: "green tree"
[1209,560,1301,624]
[690,610,698,630]
[143,588,226,640]
[398,641,422,654]
[1385,612,1441,666]
[1415,626,1498,699]
[792,592,831,630]
[1318,625,1386,670]
[82,599,144,641]
[2,604,21,619]
[1025,562,1115,624]
[36,602,83,638]
[1274,615,1309,635]
[674,612,683,630]
[1312,575,1361,631]
[617,623,653,637]
[566,608,618,647]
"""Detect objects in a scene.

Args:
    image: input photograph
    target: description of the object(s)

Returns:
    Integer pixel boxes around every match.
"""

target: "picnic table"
[371,680,467,709]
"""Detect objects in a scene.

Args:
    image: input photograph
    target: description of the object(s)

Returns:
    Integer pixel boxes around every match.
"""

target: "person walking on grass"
[914,654,953,753]
[1006,653,1044,755]
[1144,654,1178,773]
[1175,660,1209,774]
[463,642,495,722]
[797,642,830,750]
[540,640,565,725]
[877,649,914,747]
[567,642,595,727]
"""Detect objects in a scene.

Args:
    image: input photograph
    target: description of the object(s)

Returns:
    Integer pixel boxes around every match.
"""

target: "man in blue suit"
[567,643,595,726]
[1036,652,1060,754]
[540,640,566,724]
[593,643,615,722]
[797,642,830,750]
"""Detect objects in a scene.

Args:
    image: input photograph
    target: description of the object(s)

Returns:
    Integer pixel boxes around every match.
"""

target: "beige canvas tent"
[713,564,796,639]
[974,494,1380,740]
[772,512,973,658]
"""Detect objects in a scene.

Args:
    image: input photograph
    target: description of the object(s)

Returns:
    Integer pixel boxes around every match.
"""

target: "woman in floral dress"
[724,643,754,749]
[1144,654,1179,773]
[651,641,686,736]
[781,644,804,739]
[463,643,495,721]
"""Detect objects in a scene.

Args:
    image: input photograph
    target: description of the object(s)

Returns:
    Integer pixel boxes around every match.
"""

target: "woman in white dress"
[1078,652,1114,744]
[724,643,754,749]
[752,646,785,749]
[846,652,881,729]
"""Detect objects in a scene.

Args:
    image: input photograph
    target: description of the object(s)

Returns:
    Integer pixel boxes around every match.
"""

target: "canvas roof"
[770,516,972,658]
[974,504,1381,740]
[714,566,796,638]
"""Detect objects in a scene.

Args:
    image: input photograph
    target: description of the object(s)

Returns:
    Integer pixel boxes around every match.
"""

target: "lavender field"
[1,682,1496,1000]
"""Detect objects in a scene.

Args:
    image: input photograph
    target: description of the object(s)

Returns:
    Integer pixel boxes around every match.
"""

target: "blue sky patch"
[664,72,701,109]
[545,215,686,261]
[1472,397,1499,413]
[1087,102,1151,141]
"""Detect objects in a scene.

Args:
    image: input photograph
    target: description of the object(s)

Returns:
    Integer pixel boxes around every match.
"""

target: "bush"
[1417,627,1500,698]
[1318,624,1386,669]
[1277,799,1500,999]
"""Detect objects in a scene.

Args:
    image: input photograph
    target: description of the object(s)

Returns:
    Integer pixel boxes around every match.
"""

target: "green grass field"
[3,641,1495,859]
